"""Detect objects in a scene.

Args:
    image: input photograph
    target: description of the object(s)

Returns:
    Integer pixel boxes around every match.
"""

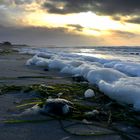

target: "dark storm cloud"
[43,0,140,16]
[43,0,92,14]
[125,17,140,24]
[0,0,34,5]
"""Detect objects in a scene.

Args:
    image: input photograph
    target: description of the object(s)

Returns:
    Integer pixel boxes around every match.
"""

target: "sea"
[20,46,140,111]
[20,46,140,63]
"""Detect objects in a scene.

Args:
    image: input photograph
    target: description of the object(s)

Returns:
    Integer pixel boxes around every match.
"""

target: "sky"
[0,0,140,46]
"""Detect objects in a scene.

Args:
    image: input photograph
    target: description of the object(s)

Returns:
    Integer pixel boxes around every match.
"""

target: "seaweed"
[1,83,140,128]
[0,85,23,93]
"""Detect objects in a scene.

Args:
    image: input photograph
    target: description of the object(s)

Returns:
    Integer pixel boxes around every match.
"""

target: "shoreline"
[0,50,72,86]
[0,49,140,140]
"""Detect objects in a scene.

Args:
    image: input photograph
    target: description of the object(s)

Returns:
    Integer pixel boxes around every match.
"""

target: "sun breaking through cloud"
[0,0,140,46]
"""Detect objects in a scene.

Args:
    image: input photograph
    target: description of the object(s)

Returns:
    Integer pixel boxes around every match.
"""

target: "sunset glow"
[24,11,140,36]
[0,0,140,46]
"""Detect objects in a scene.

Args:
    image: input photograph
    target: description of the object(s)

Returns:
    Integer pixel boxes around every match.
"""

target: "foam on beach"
[23,48,140,111]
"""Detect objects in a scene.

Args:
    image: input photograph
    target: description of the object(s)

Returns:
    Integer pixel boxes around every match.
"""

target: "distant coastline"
[0,41,29,48]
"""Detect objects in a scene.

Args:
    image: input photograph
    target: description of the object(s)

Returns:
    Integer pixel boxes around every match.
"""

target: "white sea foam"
[22,47,140,111]
[87,68,127,85]
[104,61,140,76]
[99,77,140,111]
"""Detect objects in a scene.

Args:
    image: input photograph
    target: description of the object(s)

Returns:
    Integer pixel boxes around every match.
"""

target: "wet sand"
[0,49,125,140]
[0,51,72,86]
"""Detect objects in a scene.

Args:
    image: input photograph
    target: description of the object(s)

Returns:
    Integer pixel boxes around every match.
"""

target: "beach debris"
[84,110,109,121]
[85,110,100,117]
[34,84,48,97]
[13,99,22,104]
[84,89,95,98]
[48,96,52,99]
[20,104,41,116]
[72,74,86,82]
[40,98,73,116]
[82,119,93,124]
[0,89,2,95]
[43,68,49,71]
[57,92,63,98]
[20,98,73,116]
[36,52,52,59]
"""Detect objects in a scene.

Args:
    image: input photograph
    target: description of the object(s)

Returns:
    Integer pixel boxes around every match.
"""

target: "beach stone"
[84,89,95,98]
[40,98,73,116]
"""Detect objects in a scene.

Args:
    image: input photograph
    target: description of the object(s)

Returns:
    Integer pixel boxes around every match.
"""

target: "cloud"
[0,0,42,27]
[0,6,17,26]
[43,0,92,14]
[42,0,140,16]
[110,30,139,38]
[0,25,104,46]
[0,25,140,46]
[14,0,34,5]
[67,24,84,31]
[105,30,140,46]
[1,0,140,26]
[0,0,35,5]
[0,0,139,46]
[125,16,140,24]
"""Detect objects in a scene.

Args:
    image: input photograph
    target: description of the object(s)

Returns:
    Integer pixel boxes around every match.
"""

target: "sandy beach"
[0,49,72,86]
[0,47,139,140]
[0,0,140,139]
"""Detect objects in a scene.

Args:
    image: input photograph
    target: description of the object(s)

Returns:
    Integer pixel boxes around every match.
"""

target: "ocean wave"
[21,47,140,111]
